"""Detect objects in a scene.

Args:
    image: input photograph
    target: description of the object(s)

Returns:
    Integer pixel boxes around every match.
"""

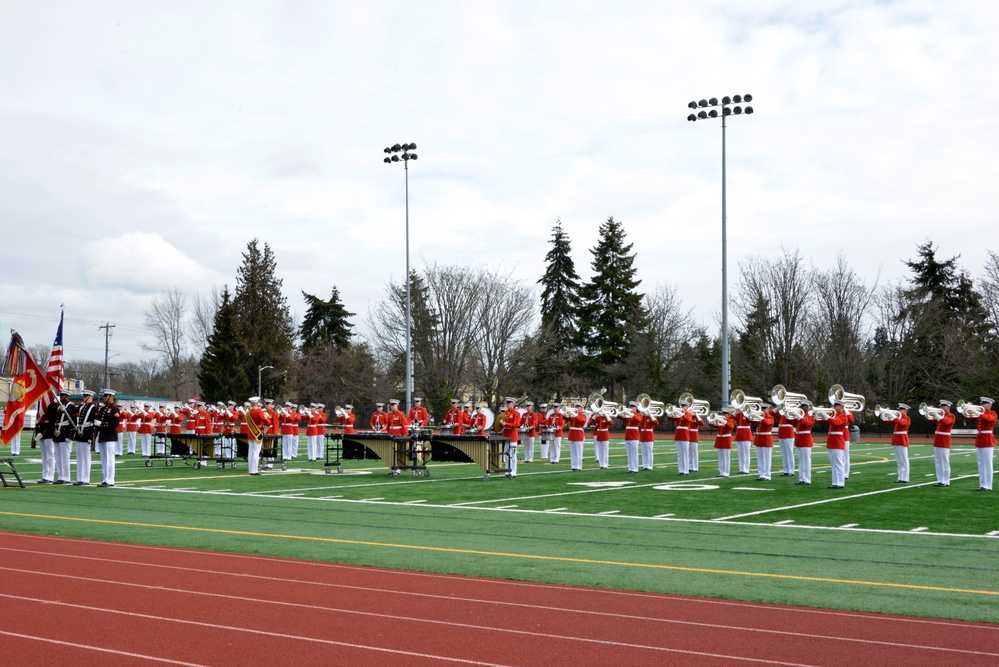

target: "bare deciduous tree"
[142,287,192,398]
[189,286,222,357]
[811,255,876,393]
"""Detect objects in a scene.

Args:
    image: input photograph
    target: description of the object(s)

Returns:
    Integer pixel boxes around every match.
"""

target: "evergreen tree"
[198,287,250,400]
[576,216,645,393]
[299,287,355,352]
[533,219,582,398]
[231,239,296,396]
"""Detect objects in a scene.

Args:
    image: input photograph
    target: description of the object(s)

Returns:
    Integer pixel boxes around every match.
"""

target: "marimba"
[342,431,431,477]
[431,434,511,480]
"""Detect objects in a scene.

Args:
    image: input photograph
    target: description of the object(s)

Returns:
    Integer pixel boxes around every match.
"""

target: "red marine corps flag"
[1,331,55,446]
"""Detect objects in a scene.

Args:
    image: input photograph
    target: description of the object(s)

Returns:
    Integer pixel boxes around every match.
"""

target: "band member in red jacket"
[620,401,641,473]
[975,397,995,491]
[890,403,911,483]
[752,404,775,481]
[776,410,796,477]
[566,402,587,471]
[454,403,472,435]
[521,402,541,463]
[369,403,388,433]
[125,404,139,455]
[442,399,461,433]
[245,397,272,476]
[825,401,850,488]
[547,403,566,464]
[336,405,357,435]
[500,398,522,477]
[639,411,659,471]
[928,400,956,486]
[590,410,612,469]
[686,412,703,472]
[469,405,489,435]
[408,397,430,429]
[792,401,815,485]
[713,408,735,477]
[667,403,691,475]
[733,410,754,475]
[386,399,409,435]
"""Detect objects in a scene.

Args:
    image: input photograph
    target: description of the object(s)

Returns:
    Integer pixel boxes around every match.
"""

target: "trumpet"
[677,392,711,416]
[661,403,686,419]
[811,406,836,421]
[335,406,349,419]
[919,402,945,420]
[779,405,805,420]
[957,399,985,419]
[707,412,729,427]
[636,393,666,417]
[771,384,808,407]
[730,389,763,413]
[617,407,635,419]
[874,405,900,422]
[828,384,865,411]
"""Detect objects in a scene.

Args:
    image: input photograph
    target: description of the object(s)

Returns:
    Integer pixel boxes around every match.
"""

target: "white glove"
[93,420,102,426]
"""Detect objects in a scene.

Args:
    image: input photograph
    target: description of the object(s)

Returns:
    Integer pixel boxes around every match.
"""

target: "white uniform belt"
[569,427,584,432]
[758,430,773,435]
[675,426,689,431]
[894,431,908,435]
[935,431,951,436]
[795,430,811,435]
[979,430,993,434]
[596,428,609,432]
[640,428,654,432]
[716,434,732,438]
[828,431,844,436]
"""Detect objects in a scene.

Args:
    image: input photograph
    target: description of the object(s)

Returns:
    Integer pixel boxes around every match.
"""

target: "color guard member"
[94,389,121,487]
[928,399,955,486]
[891,403,911,483]
[37,388,72,484]
[975,397,995,491]
[73,390,98,486]
[53,390,76,484]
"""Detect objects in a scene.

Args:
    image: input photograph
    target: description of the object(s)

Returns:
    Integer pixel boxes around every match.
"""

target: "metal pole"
[405,159,412,415]
[721,114,729,408]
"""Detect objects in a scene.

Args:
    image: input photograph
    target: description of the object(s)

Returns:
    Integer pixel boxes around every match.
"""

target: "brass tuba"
[771,384,808,407]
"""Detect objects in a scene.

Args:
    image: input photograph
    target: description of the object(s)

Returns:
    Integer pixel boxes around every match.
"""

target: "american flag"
[37,311,65,415]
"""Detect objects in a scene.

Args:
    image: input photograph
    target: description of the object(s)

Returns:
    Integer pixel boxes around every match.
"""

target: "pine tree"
[533,219,582,398]
[198,287,251,401]
[299,287,355,353]
[231,239,296,396]
[576,216,645,392]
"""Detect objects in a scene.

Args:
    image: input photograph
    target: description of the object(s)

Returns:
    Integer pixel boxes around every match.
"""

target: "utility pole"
[98,322,115,390]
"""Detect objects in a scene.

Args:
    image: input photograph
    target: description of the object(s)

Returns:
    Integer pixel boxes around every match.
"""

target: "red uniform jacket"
[777,414,795,440]
[408,406,430,427]
[522,410,541,437]
[714,415,734,449]
[566,412,587,443]
[336,412,356,435]
[932,411,956,449]
[590,414,612,442]
[687,414,703,443]
[753,412,774,448]
[793,413,815,448]
[547,412,566,437]
[501,408,522,443]
[734,412,754,442]
[639,415,658,443]
[668,413,690,442]
[370,411,388,432]
[825,412,850,449]
[454,410,472,435]
[976,410,996,448]
[469,412,489,434]
[891,415,910,447]
[386,409,409,435]
[621,413,641,441]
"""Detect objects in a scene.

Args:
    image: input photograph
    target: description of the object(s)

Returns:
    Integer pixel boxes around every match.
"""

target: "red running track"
[0,531,996,666]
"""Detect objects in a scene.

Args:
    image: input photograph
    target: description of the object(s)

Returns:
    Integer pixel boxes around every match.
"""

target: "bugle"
[677,392,711,416]
[779,405,805,420]
[956,399,985,419]
[661,403,685,419]
[811,406,836,421]
[590,393,620,418]
[828,384,865,411]
[730,389,763,413]
[636,393,666,417]
[918,402,945,420]
[707,412,729,427]
[874,405,900,422]
[771,384,808,407]
[563,406,579,418]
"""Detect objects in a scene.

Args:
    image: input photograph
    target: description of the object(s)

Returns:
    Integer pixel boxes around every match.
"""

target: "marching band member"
[667,399,691,475]
[733,408,754,475]
[154,404,168,455]
[115,403,125,456]
[224,400,238,460]
[336,404,356,435]
[182,398,196,434]
[776,409,796,477]
[792,401,815,485]
[370,402,388,433]
[125,404,138,455]
[469,405,489,435]
[975,397,995,492]
[590,407,612,469]
[547,403,566,464]
[245,397,270,475]
[620,401,641,473]
[890,404,911,483]
[639,409,659,471]
[73,390,97,486]
[712,408,735,477]
[305,404,320,460]
[686,411,702,472]
[844,406,855,479]
[929,400,955,486]
[443,399,461,431]
[95,389,121,487]
[753,404,775,481]
[193,401,213,460]
[537,403,550,460]
[281,402,296,462]
[500,397,522,477]
[408,397,430,429]
[825,401,850,489]
[386,399,409,435]
[566,401,587,471]
[291,403,303,457]
[521,402,540,463]
[138,403,154,457]
[263,399,280,468]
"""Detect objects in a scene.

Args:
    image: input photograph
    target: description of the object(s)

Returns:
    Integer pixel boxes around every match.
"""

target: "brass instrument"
[745,408,765,422]
[661,404,685,419]
[771,384,808,407]
[874,405,900,422]
[563,406,579,418]
[589,394,620,418]
[636,393,666,417]
[335,406,349,419]
[779,405,805,420]
[828,384,866,411]
[729,389,763,413]
[956,399,985,419]
[707,412,729,427]
[918,402,945,420]
[677,392,711,416]
[811,406,836,421]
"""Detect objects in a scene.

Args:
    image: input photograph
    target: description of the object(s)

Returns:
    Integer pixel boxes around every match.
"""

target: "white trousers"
[675,440,689,474]
[116,432,123,455]
[778,438,795,474]
[9,431,21,455]
[736,441,752,473]
[755,446,772,479]
[686,441,698,470]
[716,448,731,476]
[126,431,137,454]
[539,437,549,460]
[140,432,151,456]
[641,441,654,470]
[41,438,56,481]
[593,440,609,468]
[828,448,846,487]
[568,440,584,470]
[844,441,851,478]
[797,447,812,484]
[624,440,639,472]
[977,447,994,490]
[894,445,910,482]
[934,447,951,485]
[248,439,262,474]
[549,437,562,463]
[505,441,518,477]
[55,441,72,482]
[523,436,535,462]
[75,441,92,484]
[98,440,116,485]
[282,434,293,460]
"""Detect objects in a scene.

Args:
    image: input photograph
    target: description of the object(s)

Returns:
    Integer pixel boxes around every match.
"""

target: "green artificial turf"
[2,437,996,623]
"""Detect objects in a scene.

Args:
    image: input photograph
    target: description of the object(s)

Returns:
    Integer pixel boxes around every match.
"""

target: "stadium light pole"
[687,94,754,409]
[257,365,273,398]
[383,142,419,413]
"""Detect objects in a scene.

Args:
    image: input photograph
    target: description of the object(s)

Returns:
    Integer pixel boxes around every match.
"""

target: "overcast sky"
[2,1,997,368]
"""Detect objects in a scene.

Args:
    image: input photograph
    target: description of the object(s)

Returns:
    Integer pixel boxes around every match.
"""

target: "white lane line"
[715,476,979,521]
[597,510,620,515]
[773,520,795,525]
[731,487,775,492]
[403,500,427,504]
[0,629,211,666]
[544,507,568,512]
[910,527,929,532]
[840,524,859,528]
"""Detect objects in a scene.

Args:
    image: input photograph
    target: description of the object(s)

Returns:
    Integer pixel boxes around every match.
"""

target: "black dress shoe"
[53,480,69,485]
[935,483,947,487]
[36,479,52,484]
